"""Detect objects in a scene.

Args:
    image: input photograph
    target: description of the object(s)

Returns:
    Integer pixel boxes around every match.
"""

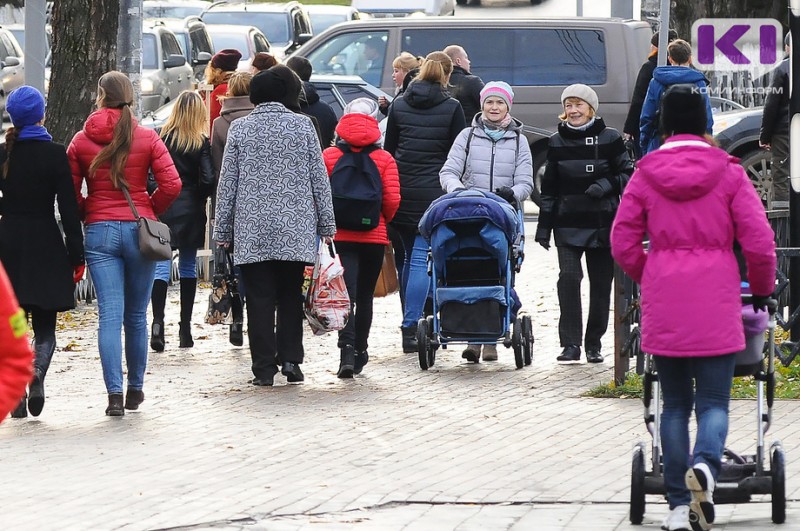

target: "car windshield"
[144,6,205,18]
[203,12,290,46]
[142,34,158,70]
[309,14,346,35]
[207,32,249,59]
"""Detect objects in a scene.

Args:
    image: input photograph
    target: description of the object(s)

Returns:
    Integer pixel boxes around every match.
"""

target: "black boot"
[105,393,124,416]
[10,394,27,418]
[354,349,369,375]
[337,345,356,379]
[179,278,196,348]
[401,325,417,353]
[28,337,55,417]
[229,293,244,346]
[150,279,168,352]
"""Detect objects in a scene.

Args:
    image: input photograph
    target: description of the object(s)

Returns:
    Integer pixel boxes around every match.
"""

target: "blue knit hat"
[7,85,45,127]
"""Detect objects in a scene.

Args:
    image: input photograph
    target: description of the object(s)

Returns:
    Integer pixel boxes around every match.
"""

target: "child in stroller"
[416,189,533,370]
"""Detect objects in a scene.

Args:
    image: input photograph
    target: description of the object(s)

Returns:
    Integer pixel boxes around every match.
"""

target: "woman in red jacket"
[68,71,181,416]
[323,98,400,378]
[0,262,33,423]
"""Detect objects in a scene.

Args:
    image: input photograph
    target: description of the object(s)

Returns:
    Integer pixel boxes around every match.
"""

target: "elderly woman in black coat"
[0,86,84,418]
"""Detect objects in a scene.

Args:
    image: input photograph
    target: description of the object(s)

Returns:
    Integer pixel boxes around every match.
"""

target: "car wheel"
[739,149,773,205]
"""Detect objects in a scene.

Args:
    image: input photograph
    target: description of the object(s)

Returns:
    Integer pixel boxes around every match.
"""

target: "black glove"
[752,294,771,313]
[585,183,605,199]
[535,238,550,251]
[494,186,516,205]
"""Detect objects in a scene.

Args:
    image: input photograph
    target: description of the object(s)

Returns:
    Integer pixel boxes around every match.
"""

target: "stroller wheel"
[417,318,431,370]
[630,442,646,524]
[512,318,524,369]
[522,314,533,365]
[771,443,786,524]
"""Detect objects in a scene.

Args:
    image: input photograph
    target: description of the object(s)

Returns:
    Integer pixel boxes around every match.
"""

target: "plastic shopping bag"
[304,240,351,335]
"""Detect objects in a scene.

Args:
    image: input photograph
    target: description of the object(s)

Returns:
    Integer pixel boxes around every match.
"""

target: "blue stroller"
[416,189,534,370]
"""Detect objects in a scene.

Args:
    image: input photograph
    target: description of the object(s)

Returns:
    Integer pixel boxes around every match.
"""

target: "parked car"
[352,0,456,17]
[141,21,193,112]
[0,26,25,117]
[160,16,214,82]
[143,0,211,19]
[204,23,270,71]
[710,95,745,114]
[305,5,365,35]
[5,23,52,65]
[201,1,312,59]
[456,0,543,5]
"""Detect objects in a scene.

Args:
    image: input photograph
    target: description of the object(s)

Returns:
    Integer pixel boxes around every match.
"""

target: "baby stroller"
[629,289,785,526]
[415,189,534,370]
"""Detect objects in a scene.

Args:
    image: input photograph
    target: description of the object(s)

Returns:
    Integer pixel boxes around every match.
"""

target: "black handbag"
[206,246,241,325]
[121,186,172,261]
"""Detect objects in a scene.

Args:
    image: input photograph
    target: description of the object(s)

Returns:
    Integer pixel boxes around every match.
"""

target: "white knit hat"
[561,83,599,112]
[480,81,514,109]
[343,97,380,119]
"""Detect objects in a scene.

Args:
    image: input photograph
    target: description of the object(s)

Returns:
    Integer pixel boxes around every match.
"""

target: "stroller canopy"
[418,190,520,243]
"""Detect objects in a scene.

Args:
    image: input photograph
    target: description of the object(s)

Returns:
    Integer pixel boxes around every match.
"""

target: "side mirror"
[194,51,212,65]
[2,56,20,68]
[297,33,312,45]
[163,54,186,69]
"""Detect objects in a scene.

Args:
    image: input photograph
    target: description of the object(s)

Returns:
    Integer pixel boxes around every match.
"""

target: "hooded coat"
[611,135,776,357]
[639,66,713,155]
[439,115,533,202]
[300,81,337,149]
[383,79,465,228]
[322,112,401,245]
[211,95,254,180]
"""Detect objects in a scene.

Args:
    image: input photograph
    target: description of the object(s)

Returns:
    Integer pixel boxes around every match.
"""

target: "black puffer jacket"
[159,134,214,249]
[535,118,633,248]
[760,58,789,143]
[384,79,465,228]
[448,65,484,124]
[623,54,656,139]
[300,81,337,148]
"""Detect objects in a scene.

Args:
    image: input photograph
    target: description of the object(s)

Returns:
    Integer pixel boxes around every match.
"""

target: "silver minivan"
[141,22,194,112]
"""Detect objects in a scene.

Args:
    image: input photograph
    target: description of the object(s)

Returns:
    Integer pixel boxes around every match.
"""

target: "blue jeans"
[655,353,736,508]
[154,247,197,282]
[85,222,156,394]
[400,232,430,328]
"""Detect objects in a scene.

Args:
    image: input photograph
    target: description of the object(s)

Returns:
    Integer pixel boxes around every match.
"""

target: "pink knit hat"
[480,81,514,109]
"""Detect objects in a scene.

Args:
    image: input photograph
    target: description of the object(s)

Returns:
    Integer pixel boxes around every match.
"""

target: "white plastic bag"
[304,240,351,335]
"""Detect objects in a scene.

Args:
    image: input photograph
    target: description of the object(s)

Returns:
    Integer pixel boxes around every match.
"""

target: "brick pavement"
[0,221,798,530]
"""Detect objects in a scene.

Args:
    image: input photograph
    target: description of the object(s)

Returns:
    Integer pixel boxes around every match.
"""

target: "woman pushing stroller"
[440,81,533,362]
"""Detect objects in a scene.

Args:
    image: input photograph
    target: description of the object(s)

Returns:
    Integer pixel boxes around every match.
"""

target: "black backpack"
[330,143,382,231]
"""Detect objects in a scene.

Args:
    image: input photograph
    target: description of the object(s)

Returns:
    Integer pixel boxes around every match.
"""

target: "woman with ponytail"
[67,71,181,416]
[0,86,84,418]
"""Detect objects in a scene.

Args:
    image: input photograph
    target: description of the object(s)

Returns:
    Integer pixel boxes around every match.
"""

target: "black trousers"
[336,241,385,351]
[556,246,614,351]
[239,260,306,378]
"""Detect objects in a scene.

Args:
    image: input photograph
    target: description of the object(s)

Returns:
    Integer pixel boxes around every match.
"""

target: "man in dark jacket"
[286,56,338,148]
[760,34,791,206]
[444,45,484,124]
[623,29,678,158]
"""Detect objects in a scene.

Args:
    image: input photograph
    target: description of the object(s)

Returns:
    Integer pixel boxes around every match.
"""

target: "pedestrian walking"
[535,84,633,364]
[611,84,776,531]
[150,91,214,352]
[205,48,242,126]
[68,71,181,416]
[286,56,338,149]
[443,44,485,124]
[759,34,791,208]
[639,39,713,155]
[439,80,533,362]
[323,98,400,378]
[0,86,84,418]
[383,50,466,353]
[378,52,422,116]
[214,66,336,386]
[0,262,33,424]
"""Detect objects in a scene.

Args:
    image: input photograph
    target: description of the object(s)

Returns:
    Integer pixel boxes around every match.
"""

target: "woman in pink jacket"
[611,84,776,531]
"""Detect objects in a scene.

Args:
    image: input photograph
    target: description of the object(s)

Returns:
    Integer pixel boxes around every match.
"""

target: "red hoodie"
[322,113,400,245]
[67,107,181,224]
[0,263,32,423]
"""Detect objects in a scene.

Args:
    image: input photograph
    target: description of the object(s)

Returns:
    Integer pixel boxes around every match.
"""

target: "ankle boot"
[10,393,27,418]
[105,393,124,416]
[179,278,197,348]
[150,280,168,352]
[401,325,418,353]
[354,349,369,375]
[337,345,356,379]
[28,337,55,417]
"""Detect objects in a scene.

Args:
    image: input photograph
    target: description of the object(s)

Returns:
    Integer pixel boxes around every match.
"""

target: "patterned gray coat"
[214,102,336,265]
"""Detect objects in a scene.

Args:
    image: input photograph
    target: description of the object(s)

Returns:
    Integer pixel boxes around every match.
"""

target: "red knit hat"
[211,49,242,72]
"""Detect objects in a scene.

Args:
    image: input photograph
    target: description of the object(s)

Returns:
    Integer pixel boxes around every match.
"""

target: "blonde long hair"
[89,71,135,189]
[160,90,207,153]
[417,51,453,85]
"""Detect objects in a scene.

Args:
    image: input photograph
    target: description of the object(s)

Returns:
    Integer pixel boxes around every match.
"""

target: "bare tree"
[672,1,788,44]
[46,0,120,144]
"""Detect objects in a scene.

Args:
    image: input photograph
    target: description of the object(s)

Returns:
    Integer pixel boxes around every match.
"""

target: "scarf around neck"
[481,113,513,142]
[17,124,52,142]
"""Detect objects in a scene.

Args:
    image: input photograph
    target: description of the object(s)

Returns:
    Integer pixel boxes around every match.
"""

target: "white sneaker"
[661,505,690,531]
[686,462,715,530]
[482,344,498,361]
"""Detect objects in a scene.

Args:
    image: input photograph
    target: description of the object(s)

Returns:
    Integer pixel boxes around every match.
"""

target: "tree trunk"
[47,0,119,145]
[672,1,789,44]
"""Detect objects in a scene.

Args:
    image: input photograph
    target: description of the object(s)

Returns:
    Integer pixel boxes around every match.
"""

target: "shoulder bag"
[121,185,173,261]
